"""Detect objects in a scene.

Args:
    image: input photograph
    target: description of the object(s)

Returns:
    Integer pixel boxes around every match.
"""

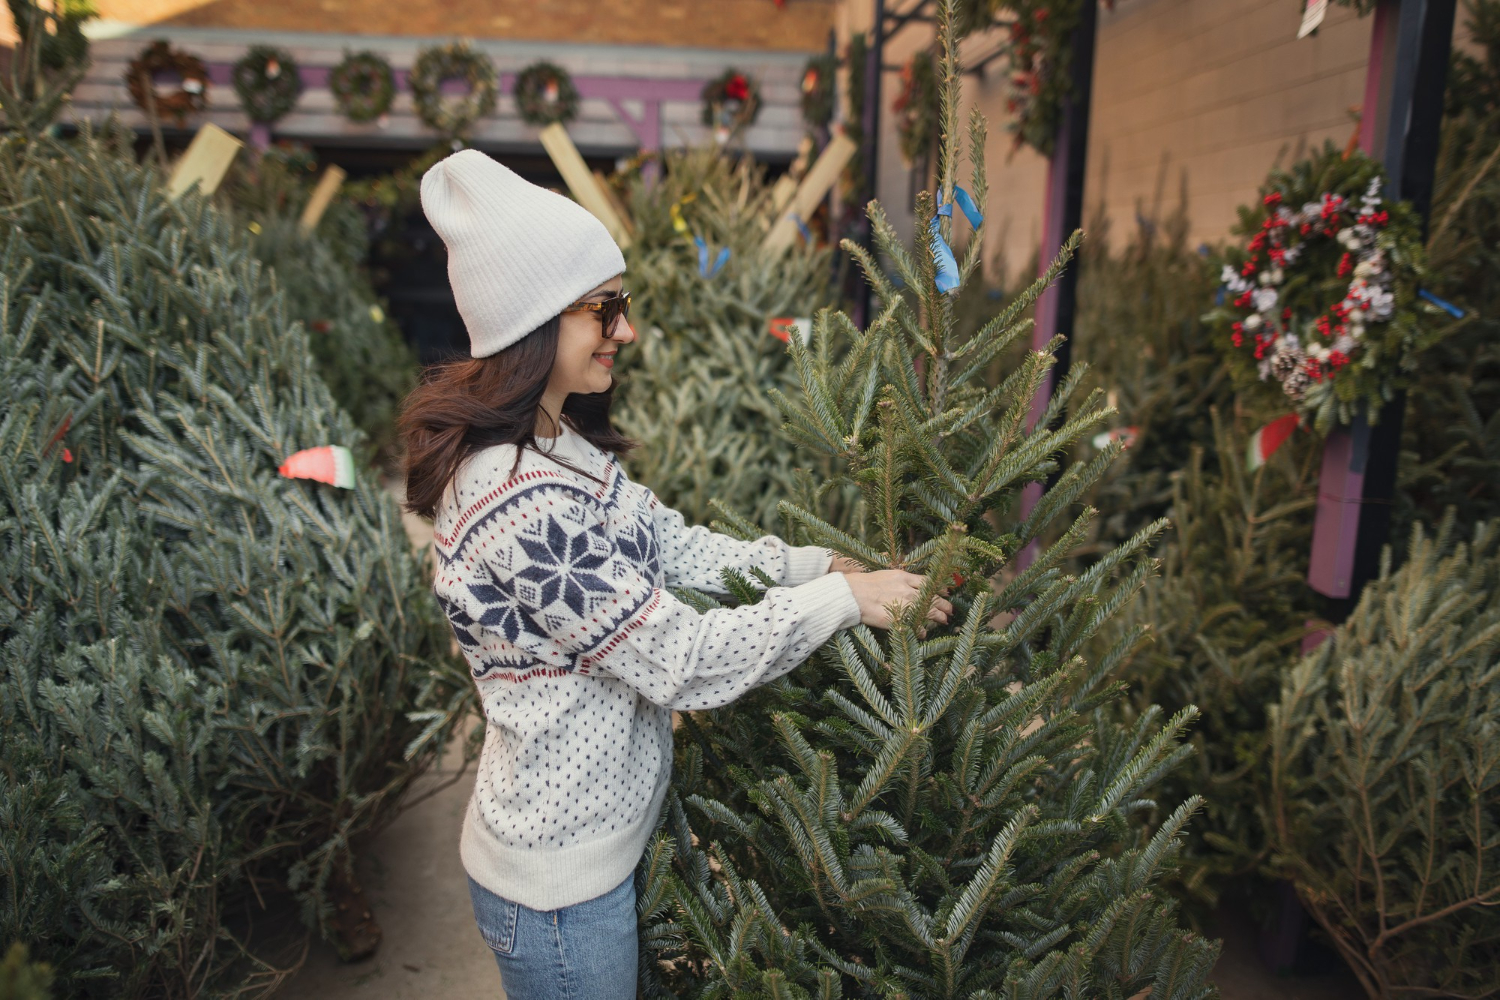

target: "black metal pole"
[856,0,886,330]
[1015,0,1100,561]
[1307,0,1457,616]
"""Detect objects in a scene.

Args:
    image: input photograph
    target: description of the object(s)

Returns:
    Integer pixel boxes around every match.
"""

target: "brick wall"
[87,0,836,53]
[839,0,1470,287]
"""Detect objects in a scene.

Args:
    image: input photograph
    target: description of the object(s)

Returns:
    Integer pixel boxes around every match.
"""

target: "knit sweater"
[432,423,862,911]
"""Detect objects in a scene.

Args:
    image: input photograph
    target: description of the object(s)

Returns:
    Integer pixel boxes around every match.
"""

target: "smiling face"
[537,275,635,435]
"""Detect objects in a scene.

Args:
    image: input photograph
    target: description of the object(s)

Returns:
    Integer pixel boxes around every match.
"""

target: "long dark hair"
[399,315,636,519]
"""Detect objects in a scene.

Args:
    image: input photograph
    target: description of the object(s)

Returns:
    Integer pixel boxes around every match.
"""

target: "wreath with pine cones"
[125,40,209,127]
[514,61,579,127]
[329,50,395,123]
[410,42,498,138]
[1210,144,1449,429]
[700,69,760,138]
[232,45,303,124]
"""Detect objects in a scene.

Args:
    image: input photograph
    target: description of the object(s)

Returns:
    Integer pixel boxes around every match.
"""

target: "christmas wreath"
[800,53,837,130]
[1211,144,1441,430]
[513,61,579,127]
[700,69,760,138]
[232,45,303,124]
[893,50,938,166]
[125,40,209,127]
[329,50,395,123]
[410,42,498,138]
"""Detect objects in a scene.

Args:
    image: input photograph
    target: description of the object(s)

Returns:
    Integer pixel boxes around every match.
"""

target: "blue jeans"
[467,873,637,1000]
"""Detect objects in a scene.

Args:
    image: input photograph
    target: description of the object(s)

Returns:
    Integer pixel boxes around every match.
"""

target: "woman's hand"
[829,553,867,575]
[843,570,953,630]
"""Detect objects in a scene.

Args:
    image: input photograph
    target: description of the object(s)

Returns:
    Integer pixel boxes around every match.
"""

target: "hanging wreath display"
[124,40,209,127]
[700,69,760,140]
[893,50,938,166]
[513,61,579,127]
[329,50,395,123]
[1210,145,1444,430]
[410,42,498,138]
[232,45,303,124]
[800,53,837,130]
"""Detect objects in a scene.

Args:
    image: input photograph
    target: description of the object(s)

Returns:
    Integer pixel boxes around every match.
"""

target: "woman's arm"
[644,489,831,593]
[472,482,859,710]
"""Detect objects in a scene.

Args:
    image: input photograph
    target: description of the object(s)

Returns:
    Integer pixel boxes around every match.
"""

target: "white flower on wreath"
[1244,313,1263,331]
[1221,264,1252,293]
[1253,287,1279,313]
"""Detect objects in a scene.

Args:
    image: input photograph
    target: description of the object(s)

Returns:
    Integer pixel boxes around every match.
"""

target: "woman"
[401,150,950,1000]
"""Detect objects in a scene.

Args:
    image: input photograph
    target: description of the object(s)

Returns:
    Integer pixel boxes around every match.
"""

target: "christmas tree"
[1267,517,1500,998]
[225,146,419,466]
[0,122,469,995]
[635,2,1220,995]
[612,146,840,529]
[1094,412,1318,907]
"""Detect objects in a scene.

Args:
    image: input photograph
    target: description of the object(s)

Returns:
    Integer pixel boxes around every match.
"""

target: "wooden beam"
[166,123,242,201]
[762,133,858,254]
[538,122,633,250]
[298,164,347,233]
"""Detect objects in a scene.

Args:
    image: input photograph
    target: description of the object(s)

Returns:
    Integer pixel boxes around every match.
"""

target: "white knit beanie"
[419,149,626,358]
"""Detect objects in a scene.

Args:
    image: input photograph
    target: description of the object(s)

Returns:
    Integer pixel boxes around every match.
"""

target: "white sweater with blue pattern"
[432,423,861,910]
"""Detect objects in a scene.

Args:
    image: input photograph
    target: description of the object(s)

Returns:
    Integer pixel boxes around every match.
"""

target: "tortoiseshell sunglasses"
[562,289,631,338]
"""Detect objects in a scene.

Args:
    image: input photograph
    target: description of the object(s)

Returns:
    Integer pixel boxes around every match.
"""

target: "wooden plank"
[299,164,348,233]
[591,169,636,239]
[166,123,243,201]
[538,122,633,249]
[761,132,857,254]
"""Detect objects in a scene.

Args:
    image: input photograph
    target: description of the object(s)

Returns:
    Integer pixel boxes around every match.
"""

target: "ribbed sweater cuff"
[785,545,834,587]
[791,571,862,636]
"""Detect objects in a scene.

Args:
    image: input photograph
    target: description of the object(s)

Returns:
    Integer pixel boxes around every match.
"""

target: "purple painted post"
[1307,3,1394,600]
[1306,0,1456,606]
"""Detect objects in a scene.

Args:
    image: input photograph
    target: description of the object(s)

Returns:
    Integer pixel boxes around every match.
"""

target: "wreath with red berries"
[700,69,760,137]
[893,50,938,166]
[1209,144,1441,430]
[800,53,837,130]
[125,40,209,127]
[514,61,579,127]
[233,45,303,125]
[330,50,395,123]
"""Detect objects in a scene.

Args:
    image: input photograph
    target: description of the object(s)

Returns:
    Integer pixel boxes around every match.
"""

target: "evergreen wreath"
[800,53,837,129]
[700,69,760,136]
[124,40,209,127]
[1211,144,1444,430]
[513,61,579,127]
[329,50,395,123]
[997,1,1116,157]
[232,45,303,125]
[410,42,498,138]
[892,50,938,165]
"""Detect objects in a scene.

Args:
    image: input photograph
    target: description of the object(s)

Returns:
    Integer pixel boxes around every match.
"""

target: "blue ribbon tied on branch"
[931,187,984,293]
[695,236,730,278]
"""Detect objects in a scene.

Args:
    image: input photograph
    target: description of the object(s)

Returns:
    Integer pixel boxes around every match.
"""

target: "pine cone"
[1270,348,1303,380]
[1281,368,1311,400]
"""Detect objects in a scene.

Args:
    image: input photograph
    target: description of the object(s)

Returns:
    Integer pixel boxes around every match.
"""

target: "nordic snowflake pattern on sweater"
[435,464,663,680]
[430,426,861,911]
